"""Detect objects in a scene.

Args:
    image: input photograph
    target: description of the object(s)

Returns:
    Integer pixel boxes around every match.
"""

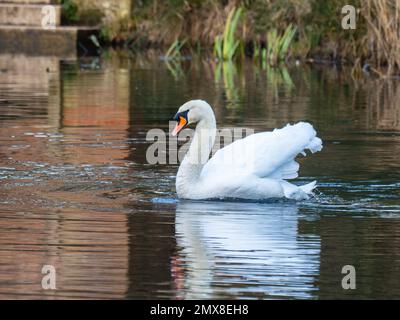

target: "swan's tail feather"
[281,180,317,200]
[299,180,317,193]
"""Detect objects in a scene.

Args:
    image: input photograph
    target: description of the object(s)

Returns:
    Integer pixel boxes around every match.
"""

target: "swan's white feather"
[201,122,322,181]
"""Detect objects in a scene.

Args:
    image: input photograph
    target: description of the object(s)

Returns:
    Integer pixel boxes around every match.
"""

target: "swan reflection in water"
[173,201,321,299]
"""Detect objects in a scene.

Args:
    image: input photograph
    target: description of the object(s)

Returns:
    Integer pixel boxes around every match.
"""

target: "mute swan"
[171,100,322,200]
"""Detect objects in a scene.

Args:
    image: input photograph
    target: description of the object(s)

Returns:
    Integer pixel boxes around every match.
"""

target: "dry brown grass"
[361,0,400,77]
[127,0,400,76]
[133,0,244,47]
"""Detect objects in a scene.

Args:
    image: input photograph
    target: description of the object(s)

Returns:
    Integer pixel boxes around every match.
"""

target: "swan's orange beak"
[172,116,187,136]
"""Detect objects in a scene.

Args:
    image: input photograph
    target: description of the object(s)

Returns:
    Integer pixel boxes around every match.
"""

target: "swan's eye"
[172,109,189,121]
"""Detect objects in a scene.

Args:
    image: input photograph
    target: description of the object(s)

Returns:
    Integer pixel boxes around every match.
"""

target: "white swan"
[171,100,322,200]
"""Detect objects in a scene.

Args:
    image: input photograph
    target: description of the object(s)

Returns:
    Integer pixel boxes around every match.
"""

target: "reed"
[265,24,297,66]
[165,39,186,59]
[214,35,223,60]
[214,7,243,61]
[361,0,400,77]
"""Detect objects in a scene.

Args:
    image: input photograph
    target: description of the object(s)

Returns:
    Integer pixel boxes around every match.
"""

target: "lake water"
[0,51,399,299]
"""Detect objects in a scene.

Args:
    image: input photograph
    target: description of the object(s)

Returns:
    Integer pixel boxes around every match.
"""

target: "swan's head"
[171,100,214,136]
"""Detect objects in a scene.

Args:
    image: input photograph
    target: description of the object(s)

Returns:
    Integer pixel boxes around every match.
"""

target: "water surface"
[0,52,399,299]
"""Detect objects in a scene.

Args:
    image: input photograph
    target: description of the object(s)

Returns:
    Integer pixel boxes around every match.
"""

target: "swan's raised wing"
[201,122,322,180]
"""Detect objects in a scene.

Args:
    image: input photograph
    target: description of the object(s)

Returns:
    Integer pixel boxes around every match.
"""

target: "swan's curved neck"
[176,116,216,197]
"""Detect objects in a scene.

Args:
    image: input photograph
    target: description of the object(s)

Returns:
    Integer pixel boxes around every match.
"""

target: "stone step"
[0,3,61,27]
[0,25,99,59]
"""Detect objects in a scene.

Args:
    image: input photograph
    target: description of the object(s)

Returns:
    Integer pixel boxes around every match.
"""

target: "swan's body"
[172,100,322,200]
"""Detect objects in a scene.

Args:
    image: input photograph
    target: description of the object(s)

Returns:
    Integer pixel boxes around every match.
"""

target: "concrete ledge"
[0,3,61,26]
[0,25,98,59]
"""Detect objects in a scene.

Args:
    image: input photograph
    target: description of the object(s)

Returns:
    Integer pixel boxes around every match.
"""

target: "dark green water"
[0,51,399,299]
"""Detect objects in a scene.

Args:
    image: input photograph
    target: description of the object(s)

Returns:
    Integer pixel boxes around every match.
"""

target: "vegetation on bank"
[62,0,400,77]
